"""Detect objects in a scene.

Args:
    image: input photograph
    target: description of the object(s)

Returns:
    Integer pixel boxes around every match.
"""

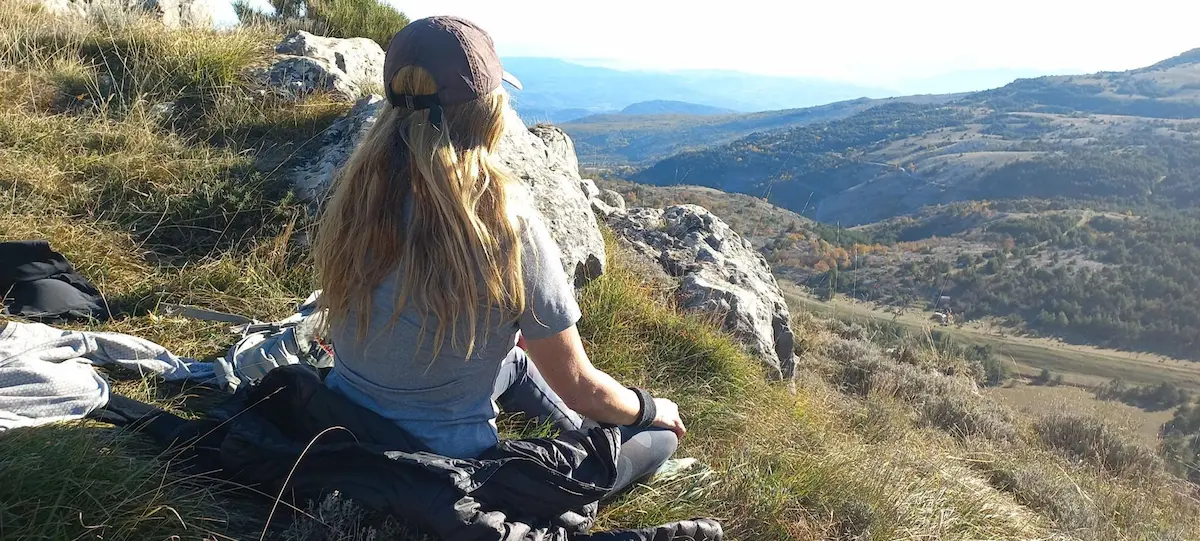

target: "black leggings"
[493,347,678,496]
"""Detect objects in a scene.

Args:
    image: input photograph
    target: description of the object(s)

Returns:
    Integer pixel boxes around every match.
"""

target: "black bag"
[0,240,109,321]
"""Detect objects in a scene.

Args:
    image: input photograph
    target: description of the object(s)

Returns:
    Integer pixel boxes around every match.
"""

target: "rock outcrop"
[496,115,606,287]
[291,97,606,288]
[263,31,385,101]
[529,124,580,174]
[606,205,797,380]
[35,0,223,28]
[291,95,385,200]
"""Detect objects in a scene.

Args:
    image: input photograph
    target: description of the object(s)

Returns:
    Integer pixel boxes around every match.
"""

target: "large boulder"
[292,96,606,288]
[34,0,223,28]
[607,205,796,380]
[497,112,605,287]
[263,31,385,101]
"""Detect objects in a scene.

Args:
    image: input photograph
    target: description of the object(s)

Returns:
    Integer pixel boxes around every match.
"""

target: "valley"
[589,47,1200,360]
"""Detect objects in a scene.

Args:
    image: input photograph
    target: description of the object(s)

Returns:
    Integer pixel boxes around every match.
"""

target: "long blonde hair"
[313,66,525,360]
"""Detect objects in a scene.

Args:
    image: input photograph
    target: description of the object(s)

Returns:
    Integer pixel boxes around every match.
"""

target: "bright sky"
[387,0,1200,88]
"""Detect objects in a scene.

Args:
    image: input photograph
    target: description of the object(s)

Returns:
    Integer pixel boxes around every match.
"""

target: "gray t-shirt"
[325,213,581,459]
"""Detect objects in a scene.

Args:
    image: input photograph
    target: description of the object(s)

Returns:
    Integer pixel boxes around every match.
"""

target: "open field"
[783,285,1200,392]
[988,381,1176,446]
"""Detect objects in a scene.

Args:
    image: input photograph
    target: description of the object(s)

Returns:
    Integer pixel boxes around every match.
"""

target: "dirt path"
[783,285,1200,391]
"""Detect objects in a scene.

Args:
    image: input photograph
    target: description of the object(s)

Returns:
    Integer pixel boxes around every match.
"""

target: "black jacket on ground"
[113,365,626,540]
[0,240,109,321]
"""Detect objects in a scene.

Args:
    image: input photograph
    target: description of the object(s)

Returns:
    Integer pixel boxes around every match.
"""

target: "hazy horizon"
[395,0,1197,94]
[496,56,1075,97]
[220,0,1200,96]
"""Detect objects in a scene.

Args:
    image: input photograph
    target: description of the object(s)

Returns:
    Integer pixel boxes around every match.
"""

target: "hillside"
[975,48,1200,118]
[619,100,734,115]
[636,49,1200,225]
[562,94,964,168]
[4,6,1200,541]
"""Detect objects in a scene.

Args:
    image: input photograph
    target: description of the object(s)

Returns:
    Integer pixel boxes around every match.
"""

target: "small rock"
[590,198,621,218]
[597,189,626,212]
[148,100,177,121]
[579,178,600,200]
[143,0,224,28]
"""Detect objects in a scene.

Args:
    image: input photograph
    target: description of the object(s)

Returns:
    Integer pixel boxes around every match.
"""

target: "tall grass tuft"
[1034,409,1162,477]
[235,0,409,48]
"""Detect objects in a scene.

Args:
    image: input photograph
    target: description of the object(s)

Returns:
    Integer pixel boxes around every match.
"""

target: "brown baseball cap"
[383,16,522,110]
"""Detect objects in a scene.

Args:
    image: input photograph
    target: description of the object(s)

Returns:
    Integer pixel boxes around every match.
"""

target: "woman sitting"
[312,16,708,532]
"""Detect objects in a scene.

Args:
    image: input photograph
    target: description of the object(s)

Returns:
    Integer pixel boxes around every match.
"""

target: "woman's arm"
[524,325,686,437]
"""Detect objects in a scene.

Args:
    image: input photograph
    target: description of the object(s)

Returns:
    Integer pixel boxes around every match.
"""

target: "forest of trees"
[802,209,1200,357]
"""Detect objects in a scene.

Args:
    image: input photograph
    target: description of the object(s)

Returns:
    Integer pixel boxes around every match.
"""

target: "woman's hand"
[652,398,686,438]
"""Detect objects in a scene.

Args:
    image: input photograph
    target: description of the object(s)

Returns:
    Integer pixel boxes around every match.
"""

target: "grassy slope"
[2,6,1199,540]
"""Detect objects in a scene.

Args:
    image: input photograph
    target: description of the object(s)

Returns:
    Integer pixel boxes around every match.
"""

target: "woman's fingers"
[653,398,687,438]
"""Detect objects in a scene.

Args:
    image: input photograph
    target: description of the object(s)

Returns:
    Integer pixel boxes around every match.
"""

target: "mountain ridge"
[619,99,734,115]
[562,93,966,167]
[634,48,1200,225]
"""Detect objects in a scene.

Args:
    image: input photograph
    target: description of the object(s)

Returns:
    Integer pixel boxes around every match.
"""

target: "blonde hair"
[313,66,525,361]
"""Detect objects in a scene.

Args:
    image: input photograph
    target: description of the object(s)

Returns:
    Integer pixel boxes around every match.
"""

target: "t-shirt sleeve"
[517,214,582,340]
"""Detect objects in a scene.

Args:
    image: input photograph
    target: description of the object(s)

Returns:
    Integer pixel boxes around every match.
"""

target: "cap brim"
[502,70,523,91]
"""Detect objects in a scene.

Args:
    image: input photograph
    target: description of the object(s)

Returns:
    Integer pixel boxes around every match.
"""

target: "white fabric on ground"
[0,320,214,431]
[213,290,329,392]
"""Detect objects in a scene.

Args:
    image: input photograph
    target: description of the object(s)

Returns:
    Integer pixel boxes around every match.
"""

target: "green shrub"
[308,0,409,47]
[0,9,270,116]
[0,424,256,540]
[1096,379,1192,411]
[1160,404,1200,483]
[237,0,409,48]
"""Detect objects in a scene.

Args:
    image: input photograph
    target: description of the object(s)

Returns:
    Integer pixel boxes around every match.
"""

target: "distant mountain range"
[632,48,1200,225]
[561,94,965,167]
[619,100,734,116]
[503,57,893,123]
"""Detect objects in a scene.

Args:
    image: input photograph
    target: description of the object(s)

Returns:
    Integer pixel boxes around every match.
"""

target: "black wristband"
[628,387,657,428]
